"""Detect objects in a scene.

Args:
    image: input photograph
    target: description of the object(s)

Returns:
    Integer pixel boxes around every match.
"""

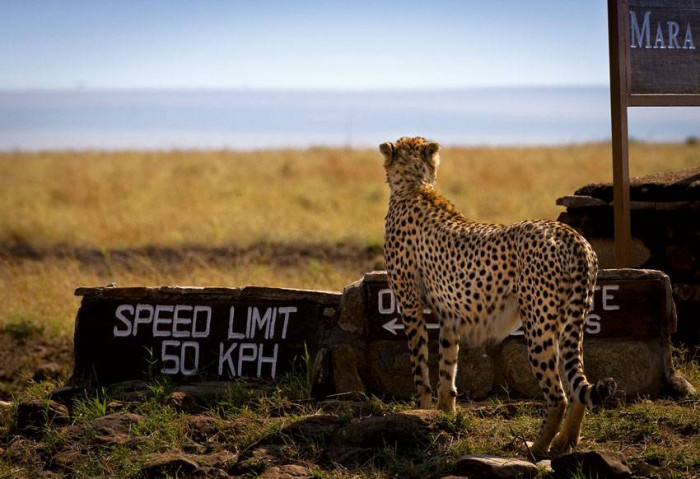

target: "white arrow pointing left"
[382,318,440,336]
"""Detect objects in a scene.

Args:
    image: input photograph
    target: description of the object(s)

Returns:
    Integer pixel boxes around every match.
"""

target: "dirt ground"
[0,334,72,400]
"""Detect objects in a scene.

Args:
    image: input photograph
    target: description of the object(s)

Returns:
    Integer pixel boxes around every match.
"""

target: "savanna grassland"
[2,142,699,336]
[1,143,699,478]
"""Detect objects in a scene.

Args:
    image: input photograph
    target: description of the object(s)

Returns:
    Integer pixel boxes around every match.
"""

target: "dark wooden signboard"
[628,0,700,98]
[608,0,700,268]
[364,270,674,341]
[72,286,340,384]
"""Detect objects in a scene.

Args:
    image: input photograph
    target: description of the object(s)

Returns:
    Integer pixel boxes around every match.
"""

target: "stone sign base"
[357,335,683,401]
[331,269,695,401]
[69,269,695,401]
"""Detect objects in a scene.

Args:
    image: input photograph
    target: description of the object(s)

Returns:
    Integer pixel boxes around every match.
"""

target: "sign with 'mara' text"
[607,0,700,269]
[629,0,700,96]
[72,286,340,384]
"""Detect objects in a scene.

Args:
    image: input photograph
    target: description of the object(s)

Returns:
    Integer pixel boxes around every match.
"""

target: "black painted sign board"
[628,0,700,97]
[364,269,675,341]
[72,286,340,384]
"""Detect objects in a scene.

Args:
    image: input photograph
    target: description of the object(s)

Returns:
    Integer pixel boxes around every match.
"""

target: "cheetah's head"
[380,137,441,193]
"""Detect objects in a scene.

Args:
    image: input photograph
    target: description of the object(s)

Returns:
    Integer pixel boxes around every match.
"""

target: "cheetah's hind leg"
[522,314,568,457]
[550,276,617,455]
[436,328,459,413]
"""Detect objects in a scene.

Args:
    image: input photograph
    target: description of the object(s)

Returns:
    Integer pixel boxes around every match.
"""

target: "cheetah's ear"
[424,142,440,162]
[424,142,441,171]
[379,142,395,166]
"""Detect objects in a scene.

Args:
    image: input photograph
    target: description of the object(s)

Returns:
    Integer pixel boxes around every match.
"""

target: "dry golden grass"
[1,143,698,249]
[1,143,698,336]
[0,255,373,336]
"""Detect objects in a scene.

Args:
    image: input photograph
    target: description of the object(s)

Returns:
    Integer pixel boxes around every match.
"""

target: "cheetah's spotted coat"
[381,137,615,457]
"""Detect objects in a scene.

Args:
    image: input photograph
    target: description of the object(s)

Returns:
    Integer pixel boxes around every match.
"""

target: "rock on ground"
[551,450,632,479]
[166,390,202,413]
[230,446,281,476]
[142,452,199,478]
[326,411,434,464]
[455,454,539,479]
[330,411,433,449]
[259,464,313,478]
[16,399,70,437]
[186,413,221,442]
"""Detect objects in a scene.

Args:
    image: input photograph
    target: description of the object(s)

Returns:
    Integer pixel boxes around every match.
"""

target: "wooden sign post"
[608,0,700,267]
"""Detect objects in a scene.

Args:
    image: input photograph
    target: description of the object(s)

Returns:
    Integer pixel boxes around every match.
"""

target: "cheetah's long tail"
[560,238,617,407]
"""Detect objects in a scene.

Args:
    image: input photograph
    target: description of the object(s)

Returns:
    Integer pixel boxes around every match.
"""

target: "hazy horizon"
[3,1,698,152]
[3,86,700,151]
[0,84,612,93]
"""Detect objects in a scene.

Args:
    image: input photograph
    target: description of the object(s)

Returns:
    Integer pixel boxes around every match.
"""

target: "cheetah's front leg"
[402,306,432,409]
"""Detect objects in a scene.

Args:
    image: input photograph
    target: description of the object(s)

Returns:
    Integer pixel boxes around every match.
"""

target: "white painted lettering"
[629,11,695,52]
[277,306,296,339]
[238,343,258,374]
[630,11,651,48]
[192,305,211,338]
[246,307,252,338]
[684,24,696,49]
[133,304,154,336]
[114,304,134,337]
[160,340,200,375]
[180,341,199,376]
[218,342,239,376]
[602,285,620,311]
[173,305,192,338]
[269,308,278,340]
[250,307,273,339]
[668,21,681,49]
[227,307,245,340]
[257,343,279,378]
[654,22,666,49]
[152,305,174,337]
[585,314,602,335]
[160,340,180,374]
[378,289,396,314]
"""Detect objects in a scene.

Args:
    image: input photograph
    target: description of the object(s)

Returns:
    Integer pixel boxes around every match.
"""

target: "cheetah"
[380,137,616,458]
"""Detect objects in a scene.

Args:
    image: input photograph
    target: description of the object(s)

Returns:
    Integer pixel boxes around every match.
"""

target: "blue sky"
[1,1,610,90]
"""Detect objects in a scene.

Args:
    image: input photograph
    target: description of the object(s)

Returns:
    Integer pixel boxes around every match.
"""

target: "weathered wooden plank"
[573,167,700,203]
[557,196,699,211]
[630,0,700,11]
[556,196,608,208]
[628,93,700,106]
[75,285,341,304]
